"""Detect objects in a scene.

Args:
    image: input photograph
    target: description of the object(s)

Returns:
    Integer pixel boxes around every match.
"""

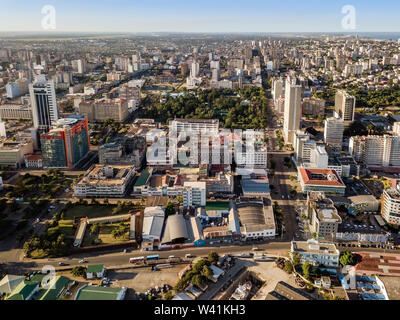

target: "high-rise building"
[212,68,220,82]
[394,122,400,136]
[349,135,400,168]
[334,90,355,127]
[6,82,21,99]
[29,75,59,133]
[324,117,344,146]
[190,62,200,78]
[272,78,283,101]
[283,78,302,144]
[40,115,90,170]
[302,98,326,117]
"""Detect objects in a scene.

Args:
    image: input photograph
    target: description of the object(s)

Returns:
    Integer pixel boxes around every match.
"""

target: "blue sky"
[0,0,400,33]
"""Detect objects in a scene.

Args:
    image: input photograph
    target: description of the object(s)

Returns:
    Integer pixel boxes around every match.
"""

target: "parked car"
[79,259,88,264]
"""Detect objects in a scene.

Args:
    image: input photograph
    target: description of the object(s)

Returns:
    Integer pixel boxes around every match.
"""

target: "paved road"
[9,242,290,273]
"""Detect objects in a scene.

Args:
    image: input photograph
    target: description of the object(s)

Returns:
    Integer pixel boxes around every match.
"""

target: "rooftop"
[291,239,339,255]
[75,285,124,300]
[299,168,345,188]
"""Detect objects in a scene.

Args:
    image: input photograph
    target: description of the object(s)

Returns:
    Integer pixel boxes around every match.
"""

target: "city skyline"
[1,0,400,33]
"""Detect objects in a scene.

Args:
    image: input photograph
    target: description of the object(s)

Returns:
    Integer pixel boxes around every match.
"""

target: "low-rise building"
[86,265,106,279]
[298,168,346,195]
[183,181,206,208]
[235,197,276,239]
[0,136,34,168]
[0,104,32,120]
[74,165,135,198]
[291,239,340,267]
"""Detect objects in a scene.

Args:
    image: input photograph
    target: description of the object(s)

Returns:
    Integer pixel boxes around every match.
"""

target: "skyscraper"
[283,78,302,145]
[29,75,59,133]
[191,62,200,78]
[324,117,344,147]
[334,90,355,127]
[40,115,90,170]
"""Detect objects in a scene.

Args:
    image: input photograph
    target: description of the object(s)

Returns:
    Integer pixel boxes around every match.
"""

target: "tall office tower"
[272,78,283,101]
[324,117,345,147]
[283,78,302,145]
[210,60,220,70]
[72,59,86,74]
[212,68,220,82]
[190,62,200,78]
[394,122,400,136]
[334,90,356,127]
[29,75,59,133]
[40,115,90,170]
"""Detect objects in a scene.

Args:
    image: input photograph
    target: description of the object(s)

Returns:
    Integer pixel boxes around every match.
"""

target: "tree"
[207,251,219,264]
[164,290,173,300]
[191,274,204,288]
[71,266,87,278]
[201,265,214,281]
[90,223,99,234]
[302,262,312,280]
[340,251,356,266]
[165,201,176,216]
[284,261,294,274]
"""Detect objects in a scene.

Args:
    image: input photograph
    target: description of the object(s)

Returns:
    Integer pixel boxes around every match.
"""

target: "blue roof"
[242,179,270,194]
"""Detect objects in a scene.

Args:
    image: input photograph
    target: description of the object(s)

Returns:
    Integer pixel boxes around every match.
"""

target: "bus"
[146,254,160,261]
[129,256,145,264]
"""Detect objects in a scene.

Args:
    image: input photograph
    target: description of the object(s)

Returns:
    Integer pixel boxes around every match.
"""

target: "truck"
[155,264,173,269]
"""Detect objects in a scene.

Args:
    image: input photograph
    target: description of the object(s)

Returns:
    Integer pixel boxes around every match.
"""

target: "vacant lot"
[108,266,182,293]
[82,223,130,247]
[62,205,115,221]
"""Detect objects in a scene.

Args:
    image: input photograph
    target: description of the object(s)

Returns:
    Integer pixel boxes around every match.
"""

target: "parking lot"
[345,178,372,197]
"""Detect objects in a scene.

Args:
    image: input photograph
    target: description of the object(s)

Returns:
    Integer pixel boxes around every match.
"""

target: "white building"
[183,181,206,208]
[349,135,400,168]
[283,78,302,145]
[170,119,219,135]
[291,239,340,267]
[74,165,135,198]
[29,75,59,132]
[382,189,400,226]
[334,90,355,127]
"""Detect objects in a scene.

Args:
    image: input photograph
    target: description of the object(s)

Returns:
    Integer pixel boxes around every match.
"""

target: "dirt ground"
[107,265,183,293]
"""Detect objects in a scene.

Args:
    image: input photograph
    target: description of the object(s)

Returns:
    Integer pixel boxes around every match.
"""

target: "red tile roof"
[299,168,345,187]
[25,154,42,161]
[355,252,400,276]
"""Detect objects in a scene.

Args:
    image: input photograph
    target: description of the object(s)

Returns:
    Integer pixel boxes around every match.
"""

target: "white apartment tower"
[349,135,400,168]
[283,78,302,145]
[191,62,200,78]
[334,90,355,127]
